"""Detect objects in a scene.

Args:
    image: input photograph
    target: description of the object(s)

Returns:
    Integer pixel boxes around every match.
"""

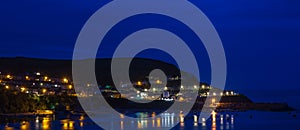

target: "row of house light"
[0,72,73,96]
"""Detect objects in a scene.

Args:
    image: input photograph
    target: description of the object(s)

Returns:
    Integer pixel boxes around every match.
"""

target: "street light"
[180,85,184,89]
[25,76,30,80]
[44,76,48,81]
[212,98,216,104]
[63,78,68,83]
[21,87,26,92]
[42,89,47,93]
[201,85,205,89]
[156,80,162,84]
[213,92,216,96]
[152,88,157,92]
[68,85,73,89]
[193,85,198,89]
[137,81,142,86]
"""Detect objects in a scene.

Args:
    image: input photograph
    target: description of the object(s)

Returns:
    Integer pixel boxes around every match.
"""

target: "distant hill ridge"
[0,57,180,85]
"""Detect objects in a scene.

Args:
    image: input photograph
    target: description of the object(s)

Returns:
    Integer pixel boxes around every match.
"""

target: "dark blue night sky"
[1,0,300,98]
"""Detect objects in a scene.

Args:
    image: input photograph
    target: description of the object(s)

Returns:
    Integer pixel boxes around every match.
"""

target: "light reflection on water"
[129,111,235,130]
[1,111,237,130]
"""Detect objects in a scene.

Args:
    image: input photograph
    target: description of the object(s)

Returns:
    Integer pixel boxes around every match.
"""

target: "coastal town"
[0,71,234,103]
[0,71,238,101]
[0,70,293,115]
[0,58,297,130]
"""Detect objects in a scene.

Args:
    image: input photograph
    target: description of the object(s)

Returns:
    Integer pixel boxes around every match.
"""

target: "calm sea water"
[0,110,299,130]
[1,89,299,130]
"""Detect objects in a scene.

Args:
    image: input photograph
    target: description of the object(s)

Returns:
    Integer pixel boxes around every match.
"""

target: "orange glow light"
[137,81,142,86]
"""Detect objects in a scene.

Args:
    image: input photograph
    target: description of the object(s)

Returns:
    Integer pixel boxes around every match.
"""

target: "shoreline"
[216,102,295,112]
[0,112,54,117]
[0,113,36,116]
[0,103,294,117]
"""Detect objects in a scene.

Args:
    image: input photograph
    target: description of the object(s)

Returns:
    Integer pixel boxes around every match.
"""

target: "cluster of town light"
[1,72,238,100]
[0,72,73,95]
[135,80,236,96]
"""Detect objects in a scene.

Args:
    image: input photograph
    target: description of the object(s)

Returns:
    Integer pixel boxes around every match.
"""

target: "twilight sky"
[0,0,300,96]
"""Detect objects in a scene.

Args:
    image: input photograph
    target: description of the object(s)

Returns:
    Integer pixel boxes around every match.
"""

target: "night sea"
[1,89,299,130]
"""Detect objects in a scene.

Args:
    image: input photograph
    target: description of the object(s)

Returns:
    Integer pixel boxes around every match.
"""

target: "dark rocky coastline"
[103,96,295,113]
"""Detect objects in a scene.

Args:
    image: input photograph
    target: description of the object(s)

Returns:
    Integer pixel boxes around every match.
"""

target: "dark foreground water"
[0,110,299,130]
[1,90,299,130]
